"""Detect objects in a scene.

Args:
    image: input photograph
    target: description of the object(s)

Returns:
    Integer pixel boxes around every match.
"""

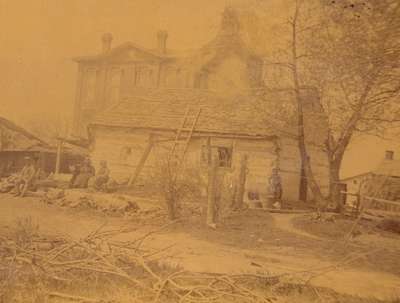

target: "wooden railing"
[342,191,400,214]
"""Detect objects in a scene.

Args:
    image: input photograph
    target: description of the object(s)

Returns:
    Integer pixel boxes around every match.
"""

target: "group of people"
[69,158,110,191]
[0,156,111,197]
[3,155,280,201]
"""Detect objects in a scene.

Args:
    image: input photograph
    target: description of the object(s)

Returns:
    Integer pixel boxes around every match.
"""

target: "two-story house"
[71,7,329,203]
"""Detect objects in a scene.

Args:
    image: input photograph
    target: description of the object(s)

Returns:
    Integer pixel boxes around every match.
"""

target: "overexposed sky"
[0,0,289,121]
[0,0,397,178]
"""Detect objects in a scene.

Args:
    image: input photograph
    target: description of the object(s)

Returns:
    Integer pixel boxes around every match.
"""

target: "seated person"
[92,160,110,190]
[13,156,37,197]
[69,163,81,188]
[73,158,95,189]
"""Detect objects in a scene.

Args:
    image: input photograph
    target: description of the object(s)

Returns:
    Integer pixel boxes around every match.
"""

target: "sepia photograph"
[0,0,400,302]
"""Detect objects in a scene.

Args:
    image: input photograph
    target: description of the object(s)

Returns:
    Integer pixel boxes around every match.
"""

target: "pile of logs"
[40,189,145,216]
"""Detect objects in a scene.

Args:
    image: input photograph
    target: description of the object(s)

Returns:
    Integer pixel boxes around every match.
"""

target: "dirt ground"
[1,193,400,302]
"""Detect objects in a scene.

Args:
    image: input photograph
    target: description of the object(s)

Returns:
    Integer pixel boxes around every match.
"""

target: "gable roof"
[89,88,296,138]
[73,42,167,63]
[0,116,51,150]
[73,6,262,68]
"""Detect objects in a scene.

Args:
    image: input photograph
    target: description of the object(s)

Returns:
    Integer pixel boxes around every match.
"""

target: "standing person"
[13,156,36,197]
[268,168,282,204]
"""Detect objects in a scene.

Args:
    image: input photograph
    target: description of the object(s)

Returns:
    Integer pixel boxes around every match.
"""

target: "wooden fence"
[342,191,400,214]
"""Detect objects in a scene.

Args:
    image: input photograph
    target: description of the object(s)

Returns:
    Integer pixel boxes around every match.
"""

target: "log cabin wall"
[91,126,316,201]
[279,137,330,202]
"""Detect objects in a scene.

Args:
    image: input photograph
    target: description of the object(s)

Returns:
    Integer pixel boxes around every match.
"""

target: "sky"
[0,0,289,121]
[0,0,397,178]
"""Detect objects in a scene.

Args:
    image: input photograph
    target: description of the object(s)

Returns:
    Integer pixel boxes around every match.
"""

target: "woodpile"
[40,190,145,216]
[0,224,278,303]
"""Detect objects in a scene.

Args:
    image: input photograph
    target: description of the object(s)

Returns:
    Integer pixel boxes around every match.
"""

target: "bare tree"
[289,0,328,207]
[243,0,400,211]
[305,0,400,211]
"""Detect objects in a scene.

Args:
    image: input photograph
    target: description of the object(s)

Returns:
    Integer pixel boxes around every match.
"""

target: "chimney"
[385,150,394,160]
[219,6,240,36]
[157,30,168,54]
[101,33,113,53]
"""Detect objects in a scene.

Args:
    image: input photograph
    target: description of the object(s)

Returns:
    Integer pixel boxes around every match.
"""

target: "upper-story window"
[83,69,98,108]
[108,68,123,106]
[164,67,176,87]
[194,72,208,89]
[134,65,154,87]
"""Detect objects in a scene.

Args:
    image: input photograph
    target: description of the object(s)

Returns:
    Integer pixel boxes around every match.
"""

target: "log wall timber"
[90,126,329,202]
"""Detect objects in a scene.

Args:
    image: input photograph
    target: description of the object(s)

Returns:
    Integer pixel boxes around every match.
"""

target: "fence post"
[55,139,63,174]
[207,153,218,228]
[234,154,248,209]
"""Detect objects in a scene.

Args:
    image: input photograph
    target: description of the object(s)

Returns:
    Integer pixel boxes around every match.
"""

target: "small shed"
[0,116,86,177]
[341,151,400,203]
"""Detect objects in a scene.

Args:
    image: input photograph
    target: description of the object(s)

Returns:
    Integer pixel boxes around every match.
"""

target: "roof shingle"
[90,88,297,138]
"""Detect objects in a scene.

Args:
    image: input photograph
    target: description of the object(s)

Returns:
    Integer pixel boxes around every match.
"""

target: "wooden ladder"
[169,106,201,163]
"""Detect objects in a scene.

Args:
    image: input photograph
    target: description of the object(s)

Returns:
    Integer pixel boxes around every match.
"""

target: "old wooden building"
[0,117,84,177]
[71,8,329,202]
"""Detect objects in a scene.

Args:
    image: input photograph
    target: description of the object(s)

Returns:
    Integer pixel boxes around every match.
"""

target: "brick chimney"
[385,150,394,160]
[101,33,113,53]
[219,6,240,36]
[157,30,168,54]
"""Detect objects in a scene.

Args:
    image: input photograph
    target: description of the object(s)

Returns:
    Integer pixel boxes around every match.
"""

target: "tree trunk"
[291,1,326,209]
[329,159,343,212]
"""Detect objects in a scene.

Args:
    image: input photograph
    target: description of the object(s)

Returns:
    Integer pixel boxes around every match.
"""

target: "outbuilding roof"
[0,116,52,151]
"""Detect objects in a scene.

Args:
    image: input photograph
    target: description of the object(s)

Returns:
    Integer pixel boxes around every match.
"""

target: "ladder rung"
[169,107,201,162]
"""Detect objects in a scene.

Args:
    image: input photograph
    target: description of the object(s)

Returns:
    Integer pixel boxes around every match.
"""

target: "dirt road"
[1,194,399,300]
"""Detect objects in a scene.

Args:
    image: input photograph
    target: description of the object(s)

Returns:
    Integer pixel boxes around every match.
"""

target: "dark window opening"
[385,150,394,160]
[217,147,232,168]
[248,191,260,201]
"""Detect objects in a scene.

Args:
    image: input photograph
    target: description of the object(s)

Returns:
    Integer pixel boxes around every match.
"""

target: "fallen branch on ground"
[0,222,277,303]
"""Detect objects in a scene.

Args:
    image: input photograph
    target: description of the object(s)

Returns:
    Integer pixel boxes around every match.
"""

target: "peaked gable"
[73,42,165,63]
